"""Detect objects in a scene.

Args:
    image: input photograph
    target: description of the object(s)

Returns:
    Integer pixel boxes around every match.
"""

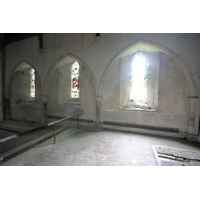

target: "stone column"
[95,96,102,129]
[187,97,199,135]
[41,95,48,125]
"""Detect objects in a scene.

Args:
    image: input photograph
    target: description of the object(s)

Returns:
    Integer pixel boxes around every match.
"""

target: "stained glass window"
[71,61,80,98]
[30,68,35,97]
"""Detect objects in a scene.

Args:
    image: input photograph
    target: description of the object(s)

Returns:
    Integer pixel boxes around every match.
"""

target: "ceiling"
[0,33,41,45]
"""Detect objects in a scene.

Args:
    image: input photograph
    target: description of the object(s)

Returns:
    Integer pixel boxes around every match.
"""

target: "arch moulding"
[6,60,41,97]
[42,52,98,99]
[99,38,199,135]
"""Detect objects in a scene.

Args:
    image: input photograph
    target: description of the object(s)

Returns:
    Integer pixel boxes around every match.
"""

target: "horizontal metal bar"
[103,121,179,133]
[0,135,17,143]
[48,115,93,123]
[65,118,94,123]
[46,112,84,127]
[68,118,94,123]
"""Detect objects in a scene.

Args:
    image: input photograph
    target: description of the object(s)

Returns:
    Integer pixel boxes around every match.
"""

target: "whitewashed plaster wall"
[5,34,200,93]
[4,34,200,137]
[101,53,188,132]
[10,65,43,122]
[45,61,96,121]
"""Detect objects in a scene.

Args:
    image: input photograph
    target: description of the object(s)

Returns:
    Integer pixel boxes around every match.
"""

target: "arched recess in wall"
[42,53,98,120]
[5,60,43,121]
[6,60,42,100]
[99,39,199,135]
[43,53,98,98]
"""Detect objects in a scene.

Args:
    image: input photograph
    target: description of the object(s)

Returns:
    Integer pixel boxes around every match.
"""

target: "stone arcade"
[0,33,200,166]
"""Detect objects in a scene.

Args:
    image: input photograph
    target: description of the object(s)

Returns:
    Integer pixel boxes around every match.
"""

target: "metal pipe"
[0,135,17,143]
[103,121,179,133]
[47,116,93,123]
[46,112,84,127]
[54,123,56,144]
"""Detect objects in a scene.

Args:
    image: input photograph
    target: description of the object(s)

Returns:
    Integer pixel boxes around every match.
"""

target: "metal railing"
[0,112,84,165]
[45,112,84,144]
[0,135,18,165]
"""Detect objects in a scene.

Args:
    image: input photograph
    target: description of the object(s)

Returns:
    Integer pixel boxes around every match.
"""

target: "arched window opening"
[130,52,148,104]
[30,68,35,97]
[122,50,159,111]
[71,61,80,98]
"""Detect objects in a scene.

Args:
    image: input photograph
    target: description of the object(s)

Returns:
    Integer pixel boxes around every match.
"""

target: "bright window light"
[130,52,148,103]
[30,68,35,97]
[71,61,80,98]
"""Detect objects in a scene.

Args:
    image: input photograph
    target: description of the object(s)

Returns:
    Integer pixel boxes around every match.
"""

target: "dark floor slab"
[0,126,52,153]
[0,120,42,133]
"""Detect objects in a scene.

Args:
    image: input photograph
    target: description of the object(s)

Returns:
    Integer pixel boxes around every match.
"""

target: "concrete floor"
[2,128,200,166]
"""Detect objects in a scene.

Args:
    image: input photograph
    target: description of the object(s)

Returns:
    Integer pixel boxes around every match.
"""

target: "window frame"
[70,61,80,99]
[60,60,84,105]
[30,67,36,98]
[23,67,36,104]
[129,51,148,105]
[119,51,160,112]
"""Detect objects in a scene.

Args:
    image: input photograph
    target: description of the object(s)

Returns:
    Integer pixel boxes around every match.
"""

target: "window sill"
[16,98,35,105]
[123,102,156,112]
[23,97,35,104]
[63,98,81,105]
[121,107,157,112]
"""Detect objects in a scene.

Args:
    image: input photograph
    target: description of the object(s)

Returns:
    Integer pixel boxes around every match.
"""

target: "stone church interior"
[0,33,200,167]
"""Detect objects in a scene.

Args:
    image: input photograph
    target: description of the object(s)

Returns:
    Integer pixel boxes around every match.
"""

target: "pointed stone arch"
[5,60,40,98]
[42,52,98,98]
[42,52,98,122]
[5,60,42,120]
[6,60,41,97]
[99,38,199,135]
